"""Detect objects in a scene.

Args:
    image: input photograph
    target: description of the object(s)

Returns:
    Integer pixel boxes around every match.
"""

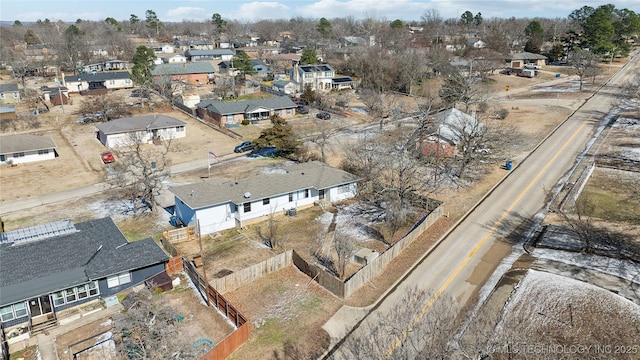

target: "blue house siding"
[97,263,166,298]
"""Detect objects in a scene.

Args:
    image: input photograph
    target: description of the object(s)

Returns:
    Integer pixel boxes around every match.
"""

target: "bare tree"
[113,288,197,359]
[333,230,354,280]
[304,119,342,163]
[105,132,173,212]
[568,48,600,91]
[78,93,133,122]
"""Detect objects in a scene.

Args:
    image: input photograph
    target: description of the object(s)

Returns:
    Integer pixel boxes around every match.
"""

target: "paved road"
[326,53,640,358]
[0,152,247,215]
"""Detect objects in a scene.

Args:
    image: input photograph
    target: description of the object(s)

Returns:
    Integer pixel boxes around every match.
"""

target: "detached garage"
[95,114,187,147]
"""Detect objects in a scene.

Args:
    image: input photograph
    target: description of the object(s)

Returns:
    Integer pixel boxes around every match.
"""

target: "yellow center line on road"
[382,121,588,359]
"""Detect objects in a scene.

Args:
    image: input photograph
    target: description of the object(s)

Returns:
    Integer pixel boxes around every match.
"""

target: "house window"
[0,155,5,162]
[38,149,49,155]
[13,152,24,158]
[263,198,270,205]
[0,302,27,321]
[0,93,5,99]
[319,189,325,200]
[51,281,100,307]
[109,80,115,85]
[107,272,132,288]
[226,115,234,122]
[13,92,19,98]
[176,126,185,132]
[337,184,351,194]
[126,79,131,84]
[286,108,292,115]
[288,193,293,202]
[304,189,309,198]
[243,202,251,213]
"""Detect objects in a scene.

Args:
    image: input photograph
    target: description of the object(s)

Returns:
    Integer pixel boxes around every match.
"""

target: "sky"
[0,0,638,23]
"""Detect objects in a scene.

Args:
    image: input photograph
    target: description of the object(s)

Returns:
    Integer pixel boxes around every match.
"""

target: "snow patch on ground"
[314,203,387,244]
[533,248,640,284]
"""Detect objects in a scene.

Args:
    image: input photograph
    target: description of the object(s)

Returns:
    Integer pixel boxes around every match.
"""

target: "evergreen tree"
[131,46,156,87]
[300,47,319,65]
[254,115,300,154]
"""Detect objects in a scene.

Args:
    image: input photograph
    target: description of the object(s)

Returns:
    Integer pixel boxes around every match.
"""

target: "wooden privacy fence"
[162,225,197,243]
[290,203,444,299]
[210,251,293,293]
[182,258,249,360]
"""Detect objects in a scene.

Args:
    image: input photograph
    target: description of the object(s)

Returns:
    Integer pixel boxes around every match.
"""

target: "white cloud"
[228,2,291,20]
[299,0,431,20]
[165,6,208,22]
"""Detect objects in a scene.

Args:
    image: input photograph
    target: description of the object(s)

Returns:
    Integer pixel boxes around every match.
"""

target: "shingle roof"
[0,83,19,92]
[196,96,296,115]
[64,71,131,82]
[0,217,168,306]
[185,49,234,56]
[95,114,186,135]
[0,134,57,154]
[508,52,548,61]
[171,161,360,209]
[151,62,215,76]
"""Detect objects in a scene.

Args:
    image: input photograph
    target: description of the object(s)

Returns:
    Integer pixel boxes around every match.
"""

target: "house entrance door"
[29,295,54,325]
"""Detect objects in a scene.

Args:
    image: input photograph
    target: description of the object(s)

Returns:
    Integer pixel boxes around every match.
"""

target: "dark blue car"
[234,141,254,153]
[248,146,277,158]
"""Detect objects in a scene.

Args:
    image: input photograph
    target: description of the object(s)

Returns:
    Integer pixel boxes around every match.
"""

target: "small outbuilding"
[94,114,187,147]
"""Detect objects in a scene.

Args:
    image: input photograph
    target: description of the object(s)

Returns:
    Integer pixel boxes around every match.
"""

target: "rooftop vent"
[244,192,251,198]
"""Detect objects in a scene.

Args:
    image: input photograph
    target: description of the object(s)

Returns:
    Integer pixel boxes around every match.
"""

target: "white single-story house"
[94,114,187,147]
[0,134,57,165]
[170,161,360,234]
[63,71,133,93]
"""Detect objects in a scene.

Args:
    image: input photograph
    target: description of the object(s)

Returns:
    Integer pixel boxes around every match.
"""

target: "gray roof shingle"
[151,62,215,76]
[196,96,296,115]
[64,71,131,82]
[0,134,57,154]
[0,217,168,306]
[95,114,186,135]
[171,161,360,209]
[0,83,19,93]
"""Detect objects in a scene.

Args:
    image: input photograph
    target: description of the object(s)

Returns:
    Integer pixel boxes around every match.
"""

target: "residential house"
[167,54,187,63]
[416,108,479,158]
[0,217,169,331]
[94,114,187,147]
[467,38,486,49]
[291,63,355,93]
[0,106,17,122]
[195,96,296,128]
[185,49,234,62]
[171,161,360,234]
[174,39,215,52]
[251,59,269,75]
[63,71,132,93]
[0,134,57,165]
[151,62,215,87]
[217,61,238,76]
[508,52,547,69]
[104,60,129,71]
[270,80,297,95]
[0,84,20,105]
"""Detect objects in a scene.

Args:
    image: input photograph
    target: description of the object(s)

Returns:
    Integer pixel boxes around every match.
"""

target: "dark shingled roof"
[195,96,296,115]
[95,114,186,135]
[171,161,360,209]
[0,83,19,93]
[0,217,168,306]
[64,71,131,83]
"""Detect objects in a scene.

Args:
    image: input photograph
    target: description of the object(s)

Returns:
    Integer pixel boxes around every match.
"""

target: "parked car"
[524,63,541,70]
[248,146,277,158]
[297,105,309,114]
[101,151,115,164]
[336,101,349,108]
[316,112,331,120]
[234,141,254,153]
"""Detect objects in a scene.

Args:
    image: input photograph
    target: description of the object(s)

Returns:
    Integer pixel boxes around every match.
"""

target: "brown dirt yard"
[2,61,629,359]
[53,274,235,359]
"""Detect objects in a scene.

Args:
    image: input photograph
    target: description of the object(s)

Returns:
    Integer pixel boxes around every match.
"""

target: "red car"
[101,151,115,164]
